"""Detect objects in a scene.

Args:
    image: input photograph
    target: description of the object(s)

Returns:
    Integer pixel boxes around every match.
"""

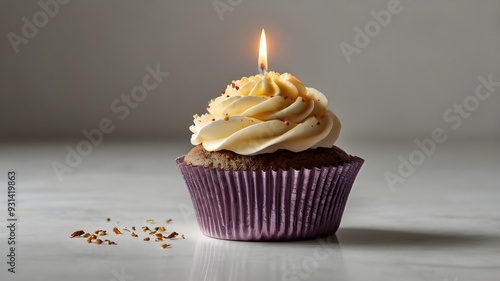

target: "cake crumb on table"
[167,231,179,239]
[69,230,84,238]
[112,227,122,235]
[70,218,184,249]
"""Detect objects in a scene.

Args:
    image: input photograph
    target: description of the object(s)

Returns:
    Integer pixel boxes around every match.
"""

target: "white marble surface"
[0,139,499,281]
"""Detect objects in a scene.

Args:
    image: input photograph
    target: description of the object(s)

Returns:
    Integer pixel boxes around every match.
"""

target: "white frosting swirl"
[190,71,341,155]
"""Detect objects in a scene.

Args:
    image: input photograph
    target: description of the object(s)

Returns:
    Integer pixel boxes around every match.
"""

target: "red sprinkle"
[284,96,288,100]
[231,82,236,88]
[221,90,225,95]
[316,122,321,125]
[302,98,306,103]
[206,105,210,109]
[279,118,290,126]
[235,86,239,90]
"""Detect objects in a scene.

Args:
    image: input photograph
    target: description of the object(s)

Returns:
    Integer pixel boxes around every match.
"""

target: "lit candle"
[258,29,268,74]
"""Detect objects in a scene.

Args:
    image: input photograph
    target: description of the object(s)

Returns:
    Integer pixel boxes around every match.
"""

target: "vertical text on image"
[6,170,18,274]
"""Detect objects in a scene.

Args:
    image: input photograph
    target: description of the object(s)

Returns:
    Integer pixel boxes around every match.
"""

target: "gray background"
[1,0,499,143]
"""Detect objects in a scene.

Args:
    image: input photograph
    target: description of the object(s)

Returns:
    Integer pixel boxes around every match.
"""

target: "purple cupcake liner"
[176,156,364,241]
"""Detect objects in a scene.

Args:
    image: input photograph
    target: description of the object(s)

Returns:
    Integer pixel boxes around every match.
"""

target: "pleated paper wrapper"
[176,156,363,241]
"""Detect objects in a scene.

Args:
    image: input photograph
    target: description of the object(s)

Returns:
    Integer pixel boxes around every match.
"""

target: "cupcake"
[176,71,363,241]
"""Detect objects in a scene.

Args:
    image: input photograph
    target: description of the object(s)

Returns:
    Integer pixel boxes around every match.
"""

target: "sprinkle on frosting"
[190,71,341,155]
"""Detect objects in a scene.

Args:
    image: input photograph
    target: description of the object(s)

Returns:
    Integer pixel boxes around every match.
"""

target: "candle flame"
[258,29,267,73]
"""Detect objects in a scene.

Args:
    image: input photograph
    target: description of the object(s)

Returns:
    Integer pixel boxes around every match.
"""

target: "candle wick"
[259,64,267,75]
